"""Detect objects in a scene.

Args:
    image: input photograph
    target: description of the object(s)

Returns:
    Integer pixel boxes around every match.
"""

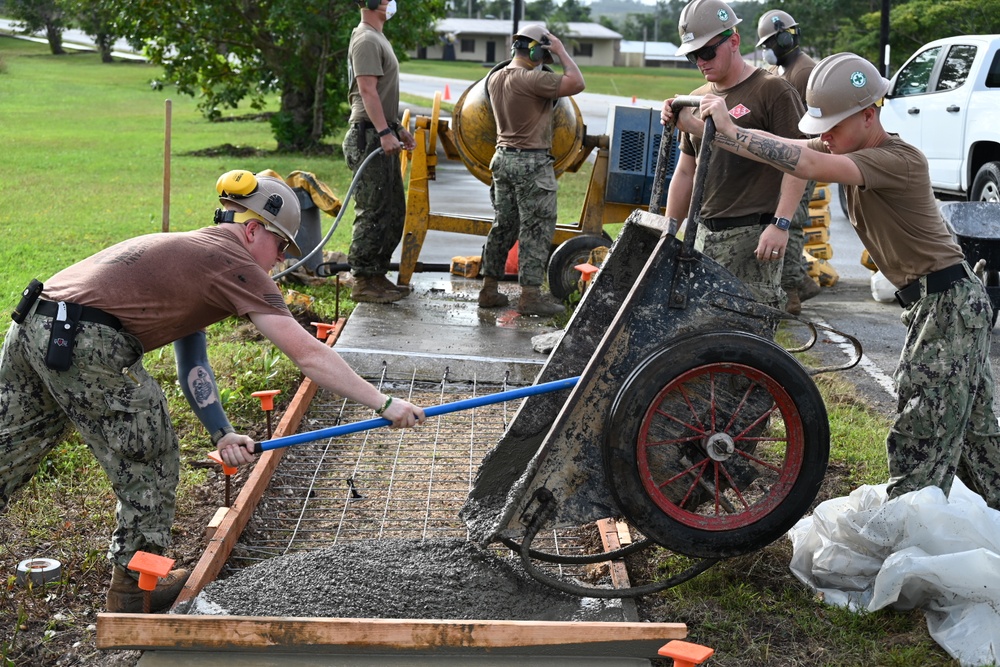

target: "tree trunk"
[98,34,114,63]
[278,83,319,152]
[45,23,65,55]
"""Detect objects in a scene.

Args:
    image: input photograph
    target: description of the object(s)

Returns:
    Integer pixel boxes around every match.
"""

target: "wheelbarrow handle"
[649,96,705,217]
[253,376,581,453]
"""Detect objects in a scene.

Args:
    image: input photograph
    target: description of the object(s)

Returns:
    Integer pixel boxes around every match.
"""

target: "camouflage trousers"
[886,272,1000,509]
[342,125,406,277]
[0,305,179,570]
[781,180,817,290]
[695,222,784,309]
[484,150,558,286]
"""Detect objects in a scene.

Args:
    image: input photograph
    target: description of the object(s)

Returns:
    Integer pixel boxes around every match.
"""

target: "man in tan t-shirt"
[699,52,1000,510]
[343,0,416,304]
[0,170,425,613]
[477,24,585,316]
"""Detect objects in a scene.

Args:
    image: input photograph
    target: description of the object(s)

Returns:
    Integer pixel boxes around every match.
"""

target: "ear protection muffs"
[771,20,795,50]
[511,35,550,62]
[358,0,380,10]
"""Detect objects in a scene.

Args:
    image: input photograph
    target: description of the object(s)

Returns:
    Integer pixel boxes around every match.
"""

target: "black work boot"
[351,275,405,304]
[478,276,509,308]
[517,286,563,316]
[106,565,190,613]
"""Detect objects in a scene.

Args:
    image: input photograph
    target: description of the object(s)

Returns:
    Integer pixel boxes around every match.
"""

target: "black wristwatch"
[771,216,792,231]
[377,127,393,137]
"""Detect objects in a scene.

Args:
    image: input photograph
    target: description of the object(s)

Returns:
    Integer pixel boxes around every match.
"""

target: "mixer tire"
[546,234,612,301]
[603,332,829,559]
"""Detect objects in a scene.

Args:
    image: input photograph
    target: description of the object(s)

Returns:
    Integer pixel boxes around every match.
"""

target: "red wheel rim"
[635,362,805,531]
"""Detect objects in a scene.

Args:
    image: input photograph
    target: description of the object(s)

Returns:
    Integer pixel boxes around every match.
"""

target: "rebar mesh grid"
[232,372,598,578]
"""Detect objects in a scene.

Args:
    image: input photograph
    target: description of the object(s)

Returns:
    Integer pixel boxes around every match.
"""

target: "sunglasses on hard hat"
[686,31,733,65]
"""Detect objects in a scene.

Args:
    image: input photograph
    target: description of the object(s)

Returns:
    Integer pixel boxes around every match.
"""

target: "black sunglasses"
[266,227,291,254]
[686,31,733,65]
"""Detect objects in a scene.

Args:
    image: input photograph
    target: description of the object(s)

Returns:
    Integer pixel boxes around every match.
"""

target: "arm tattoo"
[714,133,740,152]
[739,130,801,171]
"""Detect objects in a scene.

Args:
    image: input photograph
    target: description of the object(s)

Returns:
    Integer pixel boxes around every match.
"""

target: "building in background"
[414,18,622,67]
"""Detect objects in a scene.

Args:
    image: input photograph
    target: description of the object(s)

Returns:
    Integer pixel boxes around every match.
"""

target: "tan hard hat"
[676,0,742,57]
[756,9,797,47]
[799,53,891,135]
[217,170,303,256]
[513,24,554,64]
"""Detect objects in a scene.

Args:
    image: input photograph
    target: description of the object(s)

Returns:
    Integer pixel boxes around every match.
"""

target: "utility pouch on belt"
[11,279,43,324]
[45,301,83,371]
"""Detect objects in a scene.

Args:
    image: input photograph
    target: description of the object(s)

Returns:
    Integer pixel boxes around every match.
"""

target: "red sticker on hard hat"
[730,104,751,118]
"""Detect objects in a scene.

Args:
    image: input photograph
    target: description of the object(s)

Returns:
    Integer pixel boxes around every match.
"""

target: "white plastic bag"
[870,270,896,303]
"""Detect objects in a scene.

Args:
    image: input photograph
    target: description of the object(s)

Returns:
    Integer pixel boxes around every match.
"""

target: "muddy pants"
[695,222,784,309]
[0,305,179,570]
[886,274,1000,509]
[343,124,407,278]
[483,150,558,287]
[781,180,816,291]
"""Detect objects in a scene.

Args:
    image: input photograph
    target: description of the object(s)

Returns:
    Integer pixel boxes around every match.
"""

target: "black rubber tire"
[987,270,999,329]
[971,161,1000,203]
[603,332,829,559]
[546,234,612,301]
[837,182,849,218]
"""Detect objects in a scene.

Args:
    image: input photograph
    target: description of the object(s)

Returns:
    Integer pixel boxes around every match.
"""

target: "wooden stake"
[162,99,172,233]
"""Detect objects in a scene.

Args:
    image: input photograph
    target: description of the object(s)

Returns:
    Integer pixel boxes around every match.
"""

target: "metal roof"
[435,18,622,40]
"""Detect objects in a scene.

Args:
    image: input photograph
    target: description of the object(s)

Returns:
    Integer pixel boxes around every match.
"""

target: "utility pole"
[512,0,521,36]
[878,0,891,77]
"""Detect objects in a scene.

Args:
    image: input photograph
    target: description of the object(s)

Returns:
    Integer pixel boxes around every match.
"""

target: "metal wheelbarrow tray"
[941,201,1000,328]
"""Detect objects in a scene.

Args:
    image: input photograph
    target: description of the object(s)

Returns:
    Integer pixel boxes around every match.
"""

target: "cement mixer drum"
[451,62,586,186]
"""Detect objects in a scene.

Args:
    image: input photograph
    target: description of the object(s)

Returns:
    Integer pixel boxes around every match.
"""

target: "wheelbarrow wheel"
[546,233,612,301]
[603,332,829,559]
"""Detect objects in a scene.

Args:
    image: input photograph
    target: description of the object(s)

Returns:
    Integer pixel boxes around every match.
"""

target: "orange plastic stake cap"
[658,640,715,667]
[575,262,599,283]
[251,389,281,411]
[127,551,175,592]
[207,450,238,476]
[310,322,335,340]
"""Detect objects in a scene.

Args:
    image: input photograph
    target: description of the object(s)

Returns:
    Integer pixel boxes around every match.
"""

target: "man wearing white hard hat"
[661,0,808,311]
[0,169,426,614]
[698,52,1000,511]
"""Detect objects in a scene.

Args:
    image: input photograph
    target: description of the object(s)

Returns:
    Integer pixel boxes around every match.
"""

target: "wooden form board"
[96,614,686,657]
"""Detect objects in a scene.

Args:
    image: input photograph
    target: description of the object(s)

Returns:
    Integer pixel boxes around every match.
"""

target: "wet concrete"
[188,538,625,622]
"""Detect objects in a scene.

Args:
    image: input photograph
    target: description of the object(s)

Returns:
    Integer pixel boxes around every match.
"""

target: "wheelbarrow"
[940,201,1000,328]
[459,103,862,597]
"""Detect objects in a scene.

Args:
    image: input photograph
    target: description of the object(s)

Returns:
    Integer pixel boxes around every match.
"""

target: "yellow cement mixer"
[398,64,679,299]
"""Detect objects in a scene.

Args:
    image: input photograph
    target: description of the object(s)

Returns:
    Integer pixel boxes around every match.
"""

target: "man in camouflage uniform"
[700,53,1000,508]
[344,0,416,304]
[0,170,425,613]
[756,9,821,314]
[478,24,585,316]
[660,0,807,310]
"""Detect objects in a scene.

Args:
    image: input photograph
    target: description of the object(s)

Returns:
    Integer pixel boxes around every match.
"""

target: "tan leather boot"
[351,275,405,304]
[784,288,802,315]
[517,286,563,316]
[799,274,821,301]
[372,274,409,297]
[478,276,509,308]
[106,565,190,613]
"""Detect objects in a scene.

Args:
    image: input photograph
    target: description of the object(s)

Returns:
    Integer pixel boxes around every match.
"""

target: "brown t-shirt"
[765,50,815,102]
[347,24,399,125]
[682,68,805,219]
[808,135,965,287]
[43,227,291,351]
[487,66,562,149]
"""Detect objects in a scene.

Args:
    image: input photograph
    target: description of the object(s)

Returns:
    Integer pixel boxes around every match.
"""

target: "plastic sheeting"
[788,480,1000,666]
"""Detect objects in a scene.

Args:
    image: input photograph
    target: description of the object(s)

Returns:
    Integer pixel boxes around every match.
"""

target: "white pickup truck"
[881,34,1000,201]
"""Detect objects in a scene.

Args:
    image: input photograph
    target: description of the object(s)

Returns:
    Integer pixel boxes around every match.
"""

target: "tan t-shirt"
[347,24,399,125]
[487,66,562,149]
[682,68,805,219]
[43,227,291,351]
[808,135,964,287]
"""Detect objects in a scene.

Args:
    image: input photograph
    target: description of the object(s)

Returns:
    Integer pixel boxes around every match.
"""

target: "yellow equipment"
[396,68,669,298]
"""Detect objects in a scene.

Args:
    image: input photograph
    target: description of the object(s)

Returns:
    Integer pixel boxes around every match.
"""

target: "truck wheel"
[603,332,829,559]
[971,162,1000,202]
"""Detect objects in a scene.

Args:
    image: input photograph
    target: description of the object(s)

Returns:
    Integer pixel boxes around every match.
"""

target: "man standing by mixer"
[477,24,585,316]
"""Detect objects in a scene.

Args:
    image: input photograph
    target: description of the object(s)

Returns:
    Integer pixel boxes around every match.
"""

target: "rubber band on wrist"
[375,395,393,416]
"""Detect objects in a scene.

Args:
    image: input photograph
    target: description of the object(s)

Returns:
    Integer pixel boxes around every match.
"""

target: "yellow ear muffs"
[216,170,258,198]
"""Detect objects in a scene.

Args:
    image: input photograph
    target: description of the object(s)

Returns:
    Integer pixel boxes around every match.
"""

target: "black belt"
[701,212,772,233]
[36,299,123,331]
[894,263,971,308]
[497,146,549,154]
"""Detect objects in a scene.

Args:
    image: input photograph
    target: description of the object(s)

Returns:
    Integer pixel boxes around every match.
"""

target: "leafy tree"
[888,0,1000,60]
[6,0,66,55]
[116,0,445,152]
[65,0,120,63]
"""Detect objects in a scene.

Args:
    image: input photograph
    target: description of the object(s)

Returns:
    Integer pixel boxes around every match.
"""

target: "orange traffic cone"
[632,95,637,105]
[444,84,451,101]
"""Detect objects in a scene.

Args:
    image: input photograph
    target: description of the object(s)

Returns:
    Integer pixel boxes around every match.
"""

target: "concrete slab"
[335,271,562,384]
